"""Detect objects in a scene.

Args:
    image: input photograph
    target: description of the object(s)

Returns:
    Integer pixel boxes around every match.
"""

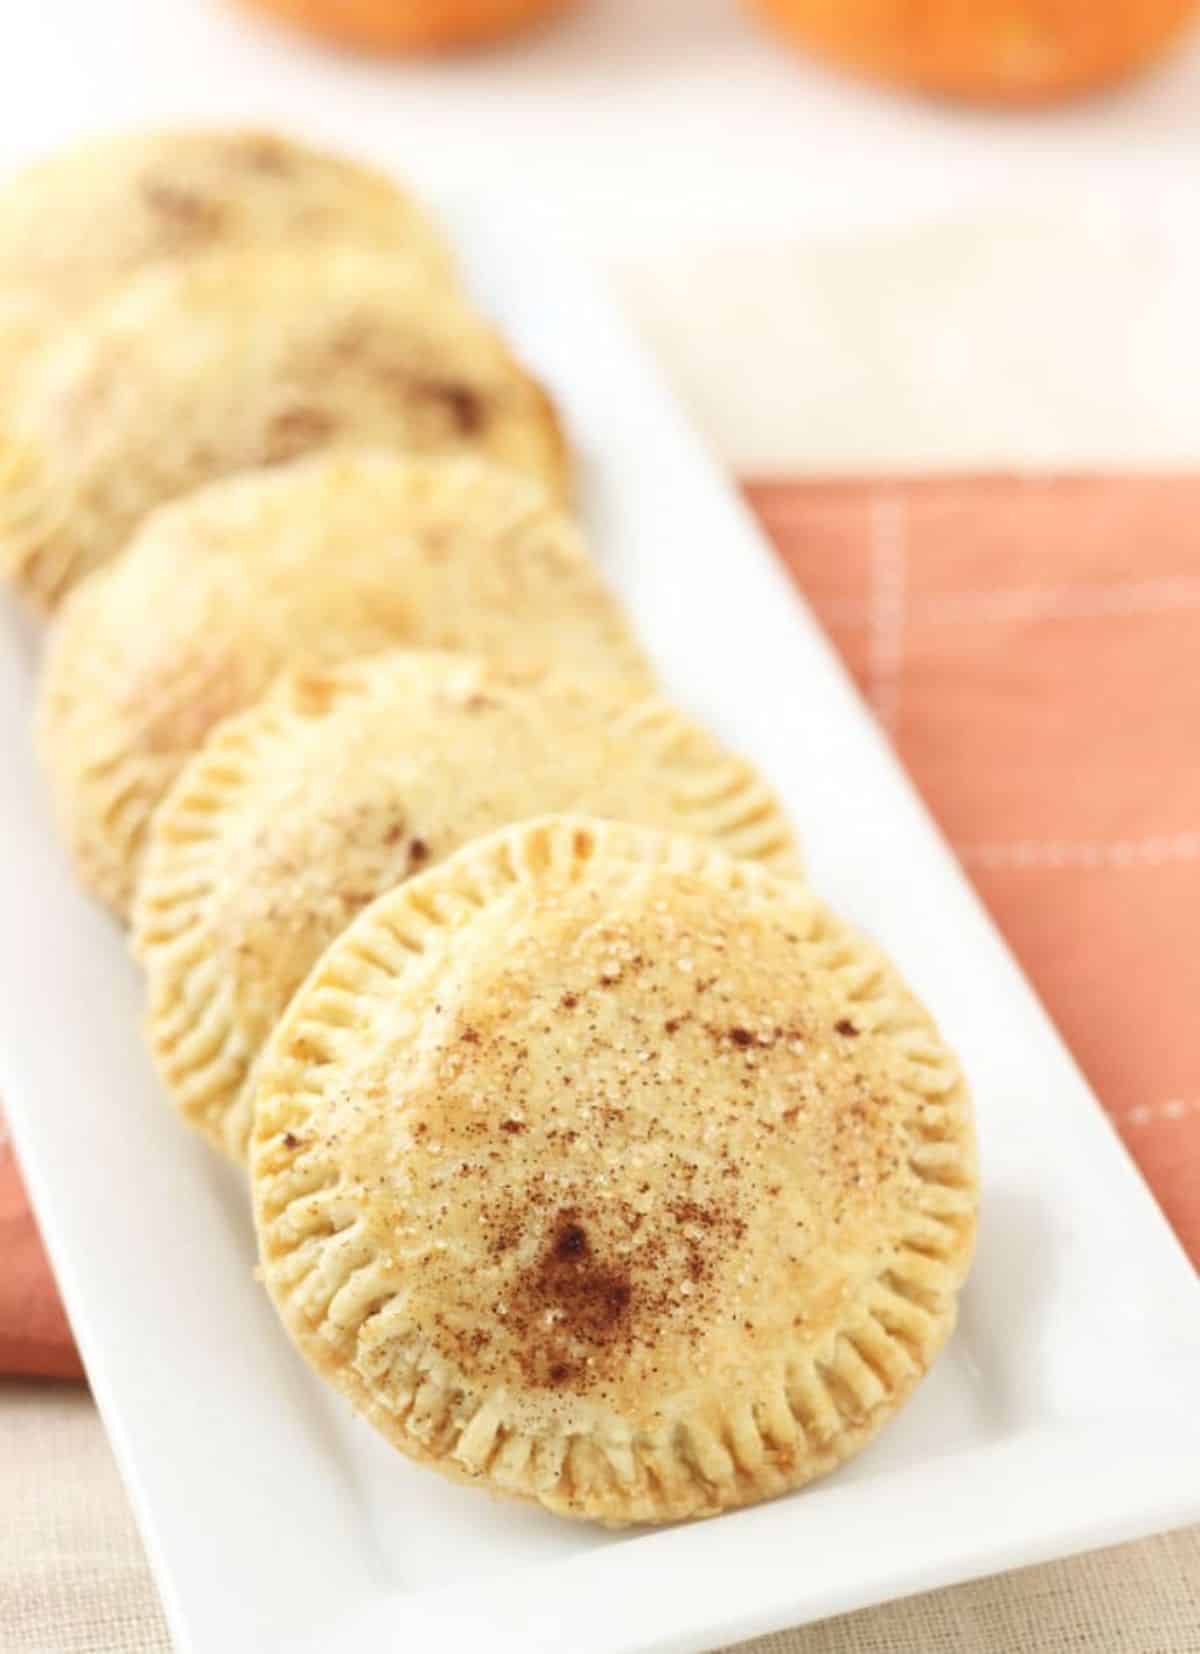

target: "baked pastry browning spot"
[251,817,978,1525]
[134,651,798,1157]
[0,131,456,587]
[37,452,645,917]
[0,128,453,315]
[1,243,566,608]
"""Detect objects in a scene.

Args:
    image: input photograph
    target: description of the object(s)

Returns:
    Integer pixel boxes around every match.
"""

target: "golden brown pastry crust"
[36,454,644,917]
[134,651,799,1157]
[0,244,566,608]
[252,816,977,1526]
[0,128,454,425]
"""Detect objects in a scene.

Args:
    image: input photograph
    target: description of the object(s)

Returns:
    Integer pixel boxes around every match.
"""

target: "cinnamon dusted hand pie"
[0,244,566,608]
[134,652,799,1158]
[251,816,977,1526]
[0,129,453,405]
[37,454,644,918]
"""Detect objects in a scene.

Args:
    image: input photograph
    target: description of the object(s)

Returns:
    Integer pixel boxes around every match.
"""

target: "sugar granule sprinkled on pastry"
[251,816,977,1526]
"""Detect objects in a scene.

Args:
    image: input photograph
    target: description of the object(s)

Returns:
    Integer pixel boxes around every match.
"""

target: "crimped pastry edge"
[35,450,640,916]
[251,815,977,1525]
[134,657,801,1159]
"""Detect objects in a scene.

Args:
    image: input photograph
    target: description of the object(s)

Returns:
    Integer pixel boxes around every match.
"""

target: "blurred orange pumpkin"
[239,0,573,54]
[744,0,1199,104]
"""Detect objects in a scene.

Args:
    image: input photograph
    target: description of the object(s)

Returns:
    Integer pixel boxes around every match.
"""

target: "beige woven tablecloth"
[3,1383,1198,1654]
[4,220,1199,1654]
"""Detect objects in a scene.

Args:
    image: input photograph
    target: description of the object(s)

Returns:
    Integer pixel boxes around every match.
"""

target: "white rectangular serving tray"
[3,196,1200,1654]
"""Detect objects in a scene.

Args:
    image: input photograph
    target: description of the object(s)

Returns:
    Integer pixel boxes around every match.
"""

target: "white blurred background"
[3,0,1200,254]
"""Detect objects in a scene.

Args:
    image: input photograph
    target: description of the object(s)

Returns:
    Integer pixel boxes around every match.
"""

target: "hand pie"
[0,127,453,415]
[135,651,799,1156]
[251,815,977,1525]
[1,245,565,607]
[37,454,639,916]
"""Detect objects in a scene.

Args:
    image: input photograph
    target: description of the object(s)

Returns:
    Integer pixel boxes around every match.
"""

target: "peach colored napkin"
[750,473,1199,1266]
[3,470,1196,1377]
[0,1128,82,1378]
